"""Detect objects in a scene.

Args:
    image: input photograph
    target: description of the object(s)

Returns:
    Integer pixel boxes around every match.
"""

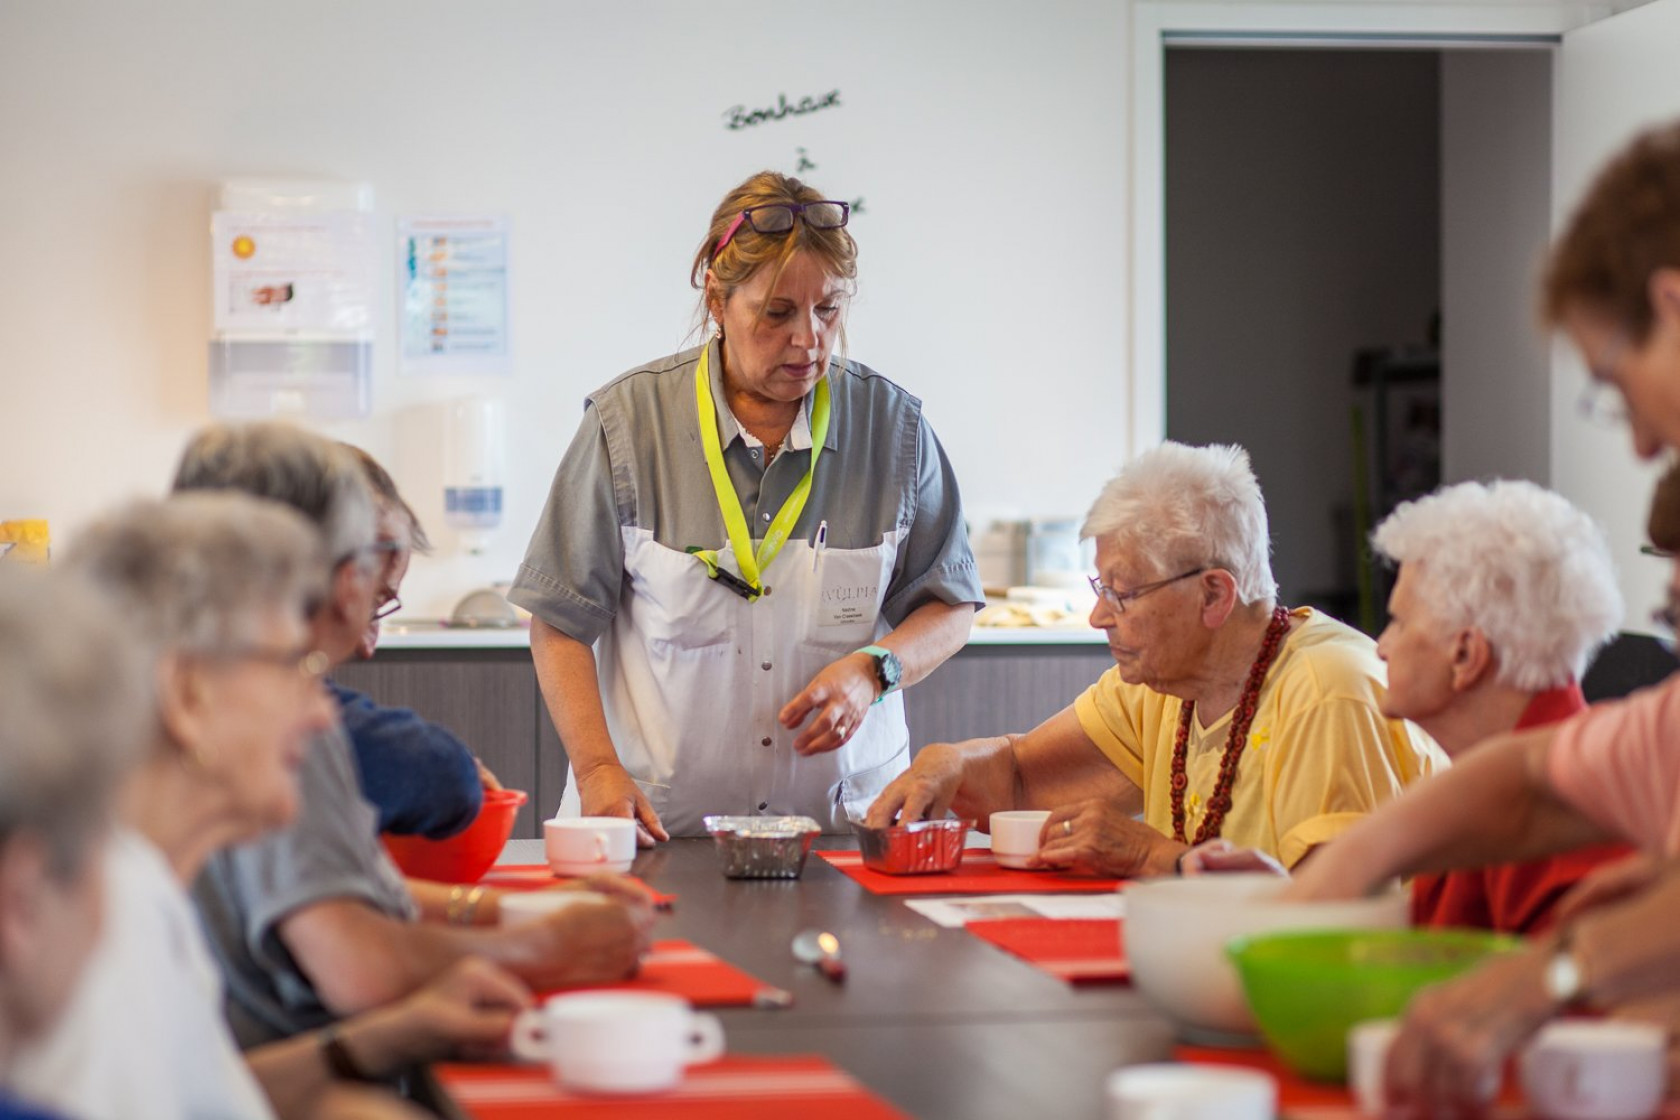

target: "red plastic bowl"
[382,788,528,884]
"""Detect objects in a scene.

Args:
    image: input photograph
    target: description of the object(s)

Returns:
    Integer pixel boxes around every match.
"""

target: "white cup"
[1520,1020,1667,1120]
[1104,1064,1276,1120]
[511,991,725,1094]
[545,816,636,876]
[990,810,1052,870]
[498,889,608,927]
[1348,1019,1400,1118]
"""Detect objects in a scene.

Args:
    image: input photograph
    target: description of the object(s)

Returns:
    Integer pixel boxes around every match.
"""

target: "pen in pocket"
[812,520,828,573]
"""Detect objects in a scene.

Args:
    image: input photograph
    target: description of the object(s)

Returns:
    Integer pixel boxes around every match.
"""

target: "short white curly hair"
[1372,480,1622,691]
[1081,442,1277,606]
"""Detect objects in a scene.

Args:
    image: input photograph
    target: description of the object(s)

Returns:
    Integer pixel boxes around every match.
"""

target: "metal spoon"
[791,928,847,983]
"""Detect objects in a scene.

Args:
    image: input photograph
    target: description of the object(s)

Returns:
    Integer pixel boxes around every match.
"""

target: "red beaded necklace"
[1169,605,1292,845]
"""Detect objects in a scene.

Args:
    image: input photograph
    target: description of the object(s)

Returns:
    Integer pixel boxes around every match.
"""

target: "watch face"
[878,650,903,690]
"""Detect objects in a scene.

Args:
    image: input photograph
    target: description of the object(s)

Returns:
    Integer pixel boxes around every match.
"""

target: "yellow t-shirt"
[1072,607,1446,869]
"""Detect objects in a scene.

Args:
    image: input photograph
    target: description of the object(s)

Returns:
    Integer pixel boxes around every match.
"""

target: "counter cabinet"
[333,639,1114,839]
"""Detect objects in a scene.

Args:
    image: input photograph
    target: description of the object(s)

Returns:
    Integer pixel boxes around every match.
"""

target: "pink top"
[1547,672,1680,854]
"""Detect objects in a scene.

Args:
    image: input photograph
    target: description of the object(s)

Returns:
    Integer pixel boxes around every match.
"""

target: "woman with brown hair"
[509,171,983,838]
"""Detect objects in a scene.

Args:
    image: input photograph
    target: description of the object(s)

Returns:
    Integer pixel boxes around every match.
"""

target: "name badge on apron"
[817,568,879,628]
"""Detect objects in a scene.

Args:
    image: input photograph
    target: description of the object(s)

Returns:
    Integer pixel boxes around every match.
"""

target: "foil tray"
[703,815,823,879]
[853,818,973,875]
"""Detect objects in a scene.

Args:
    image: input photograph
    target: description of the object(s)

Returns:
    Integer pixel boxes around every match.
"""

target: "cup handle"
[508,1008,548,1063]
[685,1012,725,1066]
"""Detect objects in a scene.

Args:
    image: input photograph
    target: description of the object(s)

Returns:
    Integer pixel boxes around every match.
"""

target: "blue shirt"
[0,1091,69,1120]
[330,681,483,839]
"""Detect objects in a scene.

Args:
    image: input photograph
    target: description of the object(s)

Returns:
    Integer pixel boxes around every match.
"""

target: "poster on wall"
[211,210,376,333]
[398,215,510,376]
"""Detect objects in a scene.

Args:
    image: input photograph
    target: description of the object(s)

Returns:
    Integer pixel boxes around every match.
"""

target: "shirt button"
[762,512,772,523]
[750,449,759,459]
[761,736,772,747]
[761,661,772,671]
[758,801,769,811]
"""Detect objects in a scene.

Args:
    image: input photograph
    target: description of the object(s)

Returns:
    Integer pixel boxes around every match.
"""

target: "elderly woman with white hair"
[867,441,1445,876]
[11,494,534,1120]
[1207,481,1631,931]
[0,570,149,1120]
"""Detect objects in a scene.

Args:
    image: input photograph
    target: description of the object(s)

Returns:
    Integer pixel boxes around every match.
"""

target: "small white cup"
[498,889,608,927]
[545,816,636,876]
[990,810,1052,870]
[511,991,725,1094]
[1104,1064,1276,1120]
[1520,1020,1667,1120]
[1348,1019,1400,1118]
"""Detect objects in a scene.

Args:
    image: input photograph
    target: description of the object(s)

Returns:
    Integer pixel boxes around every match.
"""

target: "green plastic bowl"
[1225,928,1519,1082]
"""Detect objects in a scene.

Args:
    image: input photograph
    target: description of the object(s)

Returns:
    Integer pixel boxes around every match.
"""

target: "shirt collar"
[1516,681,1588,729]
[705,337,833,454]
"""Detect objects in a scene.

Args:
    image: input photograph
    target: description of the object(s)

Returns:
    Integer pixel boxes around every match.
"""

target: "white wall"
[1550,0,1680,631]
[1440,49,1554,486]
[0,1,1128,616]
[1164,48,1441,608]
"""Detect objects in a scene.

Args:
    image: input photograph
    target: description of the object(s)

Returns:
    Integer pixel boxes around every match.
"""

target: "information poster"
[211,210,376,334]
[399,215,510,375]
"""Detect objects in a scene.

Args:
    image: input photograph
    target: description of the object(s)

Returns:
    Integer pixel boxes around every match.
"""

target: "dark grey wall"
[1165,49,1441,617]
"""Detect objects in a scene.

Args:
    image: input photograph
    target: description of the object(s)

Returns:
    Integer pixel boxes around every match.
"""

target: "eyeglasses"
[372,592,402,622]
[1088,567,1208,613]
[711,201,851,262]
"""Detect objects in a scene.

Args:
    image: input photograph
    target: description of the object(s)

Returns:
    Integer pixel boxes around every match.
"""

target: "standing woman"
[511,172,983,838]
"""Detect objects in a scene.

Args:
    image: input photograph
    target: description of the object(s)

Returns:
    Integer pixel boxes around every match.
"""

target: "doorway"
[1162,45,1551,632]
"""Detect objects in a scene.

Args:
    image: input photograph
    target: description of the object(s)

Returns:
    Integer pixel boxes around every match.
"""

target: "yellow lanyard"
[691,345,831,601]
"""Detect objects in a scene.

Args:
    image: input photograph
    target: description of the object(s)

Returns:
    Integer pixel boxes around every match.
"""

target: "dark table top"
[494,837,1177,1119]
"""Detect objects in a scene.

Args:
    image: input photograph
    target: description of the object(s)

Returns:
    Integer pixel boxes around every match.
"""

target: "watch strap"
[857,645,900,702]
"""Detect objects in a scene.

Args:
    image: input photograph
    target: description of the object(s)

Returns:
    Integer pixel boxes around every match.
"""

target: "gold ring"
[1062,819,1074,837]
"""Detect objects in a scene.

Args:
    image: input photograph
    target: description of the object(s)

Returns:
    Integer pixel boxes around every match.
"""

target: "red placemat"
[437,1053,911,1119]
[480,864,675,908]
[965,917,1128,983]
[545,939,777,1008]
[816,849,1123,894]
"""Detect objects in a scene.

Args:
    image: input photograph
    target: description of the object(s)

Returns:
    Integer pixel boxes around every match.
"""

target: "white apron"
[555,526,910,835]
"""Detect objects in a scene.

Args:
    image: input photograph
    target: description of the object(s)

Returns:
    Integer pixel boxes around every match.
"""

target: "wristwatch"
[857,645,903,703]
[1541,940,1588,1009]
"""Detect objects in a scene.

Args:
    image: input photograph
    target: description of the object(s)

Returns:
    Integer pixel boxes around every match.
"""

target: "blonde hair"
[690,171,858,348]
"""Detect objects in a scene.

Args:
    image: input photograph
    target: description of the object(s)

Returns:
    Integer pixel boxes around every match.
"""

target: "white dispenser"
[208,179,376,419]
[443,396,505,554]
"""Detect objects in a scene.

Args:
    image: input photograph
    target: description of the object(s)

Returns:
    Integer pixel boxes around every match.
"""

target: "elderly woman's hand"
[779,651,880,756]
[1036,801,1185,878]
[863,742,967,829]
[1380,947,1555,1117]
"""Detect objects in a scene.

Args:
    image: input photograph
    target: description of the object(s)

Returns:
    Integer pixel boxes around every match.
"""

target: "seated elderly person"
[13,494,531,1120]
[0,570,149,1120]
[172,422,651,1049]
[335,444,488,840]
[1193,480,1632,933]
[866,441,1445,876]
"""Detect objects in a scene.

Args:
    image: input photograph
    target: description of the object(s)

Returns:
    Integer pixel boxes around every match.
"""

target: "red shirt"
[1410,684,1634,936]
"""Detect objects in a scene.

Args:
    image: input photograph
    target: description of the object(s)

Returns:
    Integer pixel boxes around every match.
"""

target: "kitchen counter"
[376,620,1108,650]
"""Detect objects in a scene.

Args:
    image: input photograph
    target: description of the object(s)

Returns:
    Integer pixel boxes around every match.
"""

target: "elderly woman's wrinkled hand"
[863,743,966,829]
[520,896,651,990]
[397,957,533,1064]
[1034,800,1183,878]
[779,652,880,756]
[1380,947,1555,1118]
